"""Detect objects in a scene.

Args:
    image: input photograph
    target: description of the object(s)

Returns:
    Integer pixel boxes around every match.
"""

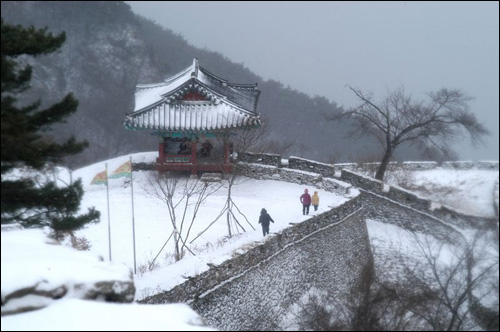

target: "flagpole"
[130,157,137,274]
[106,163,112,261]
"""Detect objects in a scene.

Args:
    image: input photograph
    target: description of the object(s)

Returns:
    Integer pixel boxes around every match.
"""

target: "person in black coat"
[259,208,274,236]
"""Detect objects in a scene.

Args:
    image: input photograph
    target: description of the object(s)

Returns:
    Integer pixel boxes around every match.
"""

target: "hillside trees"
[1,20,100,231]
[3,1,379,167]
[340,86,489,180]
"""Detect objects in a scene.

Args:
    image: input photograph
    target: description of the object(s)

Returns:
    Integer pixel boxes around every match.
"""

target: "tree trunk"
[173,229,180,261]
[375,150,392,181]
[226,184,232,237]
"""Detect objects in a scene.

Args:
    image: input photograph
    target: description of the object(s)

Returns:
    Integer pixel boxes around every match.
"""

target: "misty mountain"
[1,1,424,168]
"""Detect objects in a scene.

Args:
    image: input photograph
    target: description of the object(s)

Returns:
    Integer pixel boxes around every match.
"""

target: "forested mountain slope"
[2,1,425,168]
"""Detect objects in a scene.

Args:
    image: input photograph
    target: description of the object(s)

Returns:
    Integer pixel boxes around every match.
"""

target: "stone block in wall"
[362,162,381,168]
[387,161,399,169]
[361,162,381,176]
[432,205,496,230]
[238,152,281,166]
[386,186,430,211]
[235,162,280,181]
[442,161,474,169]
[288,156,335,177]
[360,191,465,243]
[340,169,384,194]
[401,161,438,170]
[362,161,398,171]
[322,178,353,196]
[476,161,499,170]
[333,163,358,171]
[279,167,321,186]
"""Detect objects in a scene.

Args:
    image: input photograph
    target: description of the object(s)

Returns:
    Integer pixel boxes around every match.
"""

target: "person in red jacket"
[300,189,312,215]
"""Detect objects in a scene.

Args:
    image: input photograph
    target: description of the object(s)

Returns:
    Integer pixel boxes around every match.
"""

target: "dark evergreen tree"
[1,19,100,230]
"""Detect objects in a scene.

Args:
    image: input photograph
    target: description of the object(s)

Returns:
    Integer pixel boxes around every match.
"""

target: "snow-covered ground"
[1,229,131,312]
[2,153,498,330]
[1,299,213,331]
[1,152,352,330]
[384,168,499,218]
[66,152,351,299]
[1,228,213,331]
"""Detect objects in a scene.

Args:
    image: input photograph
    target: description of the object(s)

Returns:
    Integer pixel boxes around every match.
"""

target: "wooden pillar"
[191,140,198,175]
[191,141,197,164]
[223,141,229,164]
[158,142,165,163]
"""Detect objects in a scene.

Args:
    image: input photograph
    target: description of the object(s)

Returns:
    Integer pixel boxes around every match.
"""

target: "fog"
[127,1,499,160]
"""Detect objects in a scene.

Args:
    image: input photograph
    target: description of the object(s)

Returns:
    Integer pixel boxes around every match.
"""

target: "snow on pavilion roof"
[124,58,261,132]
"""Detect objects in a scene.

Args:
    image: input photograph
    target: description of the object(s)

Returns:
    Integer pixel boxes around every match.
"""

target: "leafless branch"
[146,171,223,261]
[337,85,489,180]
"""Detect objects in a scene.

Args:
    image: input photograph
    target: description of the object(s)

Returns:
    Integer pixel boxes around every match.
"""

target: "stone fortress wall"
[140,152,497,330]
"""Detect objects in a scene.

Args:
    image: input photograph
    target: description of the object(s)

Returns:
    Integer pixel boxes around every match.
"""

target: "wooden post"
[191,140,198,175]
[223,141,229,164]
[158,142,165,163]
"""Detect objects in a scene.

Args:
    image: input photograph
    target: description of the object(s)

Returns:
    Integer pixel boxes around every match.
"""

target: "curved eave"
[123,111,261,132]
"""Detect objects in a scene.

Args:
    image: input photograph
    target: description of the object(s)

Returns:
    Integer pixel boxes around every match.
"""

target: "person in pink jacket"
[300,189,312,215]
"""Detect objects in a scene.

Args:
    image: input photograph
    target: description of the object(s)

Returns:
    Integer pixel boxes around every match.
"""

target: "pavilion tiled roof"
[124,58,261,132]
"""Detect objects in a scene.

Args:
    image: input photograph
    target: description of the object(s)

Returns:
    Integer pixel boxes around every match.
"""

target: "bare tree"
[288,230,498,331]
[258,138,296,156]
[220,174,255,237]
[146,171,223,262]
[190,172,255,244]
[212,115,268,157]
[284,264,395,331]
[375,230,499,331]
[229,115,295,156]
[340,86,489,180]
[231,122,268,154]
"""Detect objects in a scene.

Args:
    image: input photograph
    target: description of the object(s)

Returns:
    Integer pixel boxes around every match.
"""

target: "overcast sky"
[126,1,499,161]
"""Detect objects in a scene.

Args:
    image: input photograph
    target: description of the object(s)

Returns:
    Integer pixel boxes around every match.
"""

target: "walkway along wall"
[141,196,371,331]
[340,169,496,233]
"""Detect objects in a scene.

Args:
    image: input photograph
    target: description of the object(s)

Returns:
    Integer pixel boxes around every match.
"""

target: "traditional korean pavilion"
[124,58,261,174]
